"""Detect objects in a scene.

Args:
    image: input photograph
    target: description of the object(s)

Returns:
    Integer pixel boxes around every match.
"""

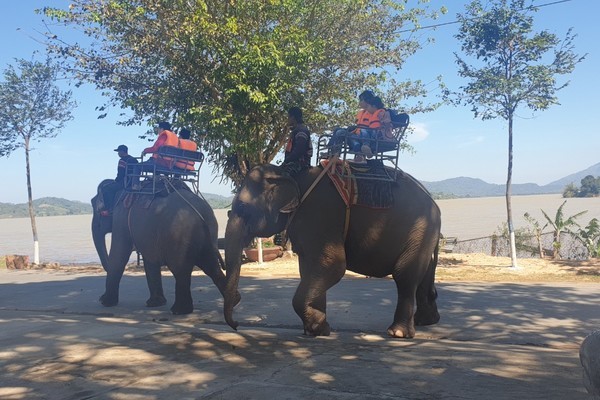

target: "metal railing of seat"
[316,113,409,182]
[126,146,205,194]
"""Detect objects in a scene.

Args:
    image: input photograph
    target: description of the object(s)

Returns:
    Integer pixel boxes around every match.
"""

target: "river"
[1,195,598,264]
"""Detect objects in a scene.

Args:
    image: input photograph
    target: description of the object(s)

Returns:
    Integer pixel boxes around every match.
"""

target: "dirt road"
[1,256,598,399]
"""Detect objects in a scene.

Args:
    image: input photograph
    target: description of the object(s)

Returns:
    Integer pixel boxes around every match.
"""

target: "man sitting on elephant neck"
[100,144,138,216]
[281,106,313,176]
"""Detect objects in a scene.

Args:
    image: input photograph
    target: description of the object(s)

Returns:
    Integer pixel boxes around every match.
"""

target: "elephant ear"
[264,173,300,217]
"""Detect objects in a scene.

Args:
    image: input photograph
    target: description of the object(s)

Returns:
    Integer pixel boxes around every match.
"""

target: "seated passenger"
[325,90,381,162]
[142,121,178,168]
[175,128,199,171]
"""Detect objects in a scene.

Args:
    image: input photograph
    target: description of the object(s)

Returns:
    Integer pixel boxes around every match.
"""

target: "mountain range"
[422,162,600,198]
[0,163,597,218]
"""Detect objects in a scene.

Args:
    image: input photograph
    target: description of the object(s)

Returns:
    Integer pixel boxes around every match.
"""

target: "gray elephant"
[580,330,600,398]
[223,163,441,338]
[92,179,237,315]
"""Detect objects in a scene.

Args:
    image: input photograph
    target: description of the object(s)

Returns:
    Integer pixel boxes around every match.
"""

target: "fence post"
[491,235,497,256]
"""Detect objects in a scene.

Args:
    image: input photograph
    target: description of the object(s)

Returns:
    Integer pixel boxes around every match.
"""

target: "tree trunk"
[506,115,518,268]
[24,139,39,265]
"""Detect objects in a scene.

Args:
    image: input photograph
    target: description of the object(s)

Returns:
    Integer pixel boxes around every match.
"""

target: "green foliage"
[523,211,544,257]
[562,182,578,198]
[579,175,600,197]
[0,58,76,157]
[562,176,600,198]
[540,200,587,259]
[41,0,446,186]
[576,218,600,258]
[493,222,533,254]
[450,0,584,121]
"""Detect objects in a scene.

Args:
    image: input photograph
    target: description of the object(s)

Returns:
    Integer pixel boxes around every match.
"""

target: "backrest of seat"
[390,112,410,141]
[157,146,204,170]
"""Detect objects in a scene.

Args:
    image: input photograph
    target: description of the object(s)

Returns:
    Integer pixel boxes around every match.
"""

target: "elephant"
[91,179,117,271]
[92,179,237,315]
[223,163,441,338]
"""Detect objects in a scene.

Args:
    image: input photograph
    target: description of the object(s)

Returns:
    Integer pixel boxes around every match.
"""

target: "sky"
[0,0,598,204]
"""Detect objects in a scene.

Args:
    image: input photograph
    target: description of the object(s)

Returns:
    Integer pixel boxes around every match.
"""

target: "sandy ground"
[2,252,599,399]
[30,251,600,283]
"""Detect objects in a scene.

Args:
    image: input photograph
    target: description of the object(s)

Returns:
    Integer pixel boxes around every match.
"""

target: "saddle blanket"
[320,159,394,209]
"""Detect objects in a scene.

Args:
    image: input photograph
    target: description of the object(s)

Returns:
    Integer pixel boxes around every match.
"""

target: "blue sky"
[0,0,597,204]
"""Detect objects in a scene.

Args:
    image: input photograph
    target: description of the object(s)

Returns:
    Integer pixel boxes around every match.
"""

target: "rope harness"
[283,155,352,244]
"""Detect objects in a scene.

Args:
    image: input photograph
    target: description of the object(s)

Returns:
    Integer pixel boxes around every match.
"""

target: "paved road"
[0,268,598,399]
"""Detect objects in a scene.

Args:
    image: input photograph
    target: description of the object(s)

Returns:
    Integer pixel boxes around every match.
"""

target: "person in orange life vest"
[142,121,179,168]
[282,106,313,175]
[355,95,389,158]
[325,90,376,158]
[100,144,138,215]
[175,128,199,171]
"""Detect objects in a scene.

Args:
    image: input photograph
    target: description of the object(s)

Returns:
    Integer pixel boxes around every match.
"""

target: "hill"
[0,193,234,219]
[423,162,600,198]
[0,197,92,219]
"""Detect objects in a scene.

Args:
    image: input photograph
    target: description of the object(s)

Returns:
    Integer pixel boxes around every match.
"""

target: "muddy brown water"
[1,195,599,264]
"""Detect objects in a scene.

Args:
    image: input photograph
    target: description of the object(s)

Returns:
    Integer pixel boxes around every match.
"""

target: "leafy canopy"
[0,58,76,157]
[451,0,584,120]
[41,0,445,185]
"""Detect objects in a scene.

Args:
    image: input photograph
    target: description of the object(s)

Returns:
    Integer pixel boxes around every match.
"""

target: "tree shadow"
[0,272,595,399]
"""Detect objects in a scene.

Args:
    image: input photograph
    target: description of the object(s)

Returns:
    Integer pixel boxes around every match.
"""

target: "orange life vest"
[175,139,198,170]
[152,130,179,166]
[354,109,382,131]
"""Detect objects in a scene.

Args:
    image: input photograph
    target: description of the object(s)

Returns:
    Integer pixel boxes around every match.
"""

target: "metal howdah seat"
[316,112,410,181]
[127,145,205,194]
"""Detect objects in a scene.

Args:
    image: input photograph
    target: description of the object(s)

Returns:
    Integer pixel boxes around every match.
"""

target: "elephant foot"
[171,302,193,315]
[304,320,331,337]
[99,293,118,307]
[414,308,440,326]
[387,322,416,339]
[146,296,167,308]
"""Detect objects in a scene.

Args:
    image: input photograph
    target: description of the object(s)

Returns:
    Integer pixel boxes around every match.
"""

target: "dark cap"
[114,145,128,152]
[158,121,171,130]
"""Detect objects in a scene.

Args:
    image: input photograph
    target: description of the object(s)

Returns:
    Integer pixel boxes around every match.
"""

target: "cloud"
[406,122,429,143]
[456,135,485,148]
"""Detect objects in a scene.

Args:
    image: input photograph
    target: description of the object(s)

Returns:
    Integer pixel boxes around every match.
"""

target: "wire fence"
[443,231,590,260]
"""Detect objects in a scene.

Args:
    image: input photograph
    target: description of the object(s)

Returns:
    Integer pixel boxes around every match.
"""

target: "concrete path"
[0,268,598,399]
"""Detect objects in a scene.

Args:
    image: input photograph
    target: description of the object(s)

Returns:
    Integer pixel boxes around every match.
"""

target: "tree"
[0,58,76,264]
[523,212,544,258]
[562,182,578,198]
[576,218,600,259]
[579,175,600,197]
[450,0,584,267]
[41,0,446,186]
[541,200,586,260]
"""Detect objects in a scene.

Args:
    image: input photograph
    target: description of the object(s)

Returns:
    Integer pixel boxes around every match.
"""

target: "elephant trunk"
[223,213,249,330]
[91,212,110,272]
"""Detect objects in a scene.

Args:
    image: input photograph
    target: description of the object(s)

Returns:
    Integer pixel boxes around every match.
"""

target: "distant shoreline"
[2,195,600,264]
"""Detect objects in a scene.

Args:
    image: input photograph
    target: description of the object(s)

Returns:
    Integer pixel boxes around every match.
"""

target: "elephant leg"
[170,265,194,315]
[414,266,440,326]
[100,240,132,307]
[388,266,421,338]
[292,256,345,337]
[144,261,167,307]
